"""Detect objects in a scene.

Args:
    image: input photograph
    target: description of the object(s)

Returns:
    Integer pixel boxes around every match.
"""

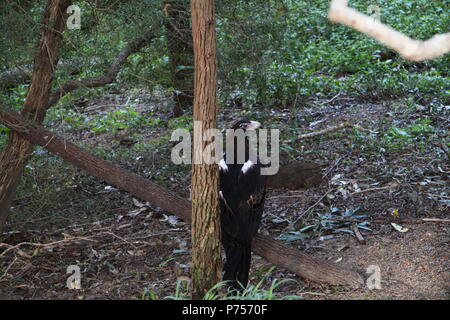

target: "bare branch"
[298,122,376,140]
[298,122,352,139]
[47,29,157,107]
[328,0,450,61]
[351,225,366,244]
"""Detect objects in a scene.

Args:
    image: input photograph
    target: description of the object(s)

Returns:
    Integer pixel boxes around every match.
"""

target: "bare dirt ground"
[0,92,448,300]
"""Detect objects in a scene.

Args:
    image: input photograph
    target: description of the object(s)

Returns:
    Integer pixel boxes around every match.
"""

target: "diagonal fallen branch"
[299,122,353,139]
[328,0,450,61]
[0,257,18,281]
[0,106,365,288]
[298,122,375,140]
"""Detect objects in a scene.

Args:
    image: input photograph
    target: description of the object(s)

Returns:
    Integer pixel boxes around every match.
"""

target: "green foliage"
[279,207,371,242]
[1,0,448,110]
[0,84,28,110]
[0,84,29,148]
[164,267,301,300]
[46,105,161,134]
[168,115,193,131]
[0,126,9,147]
[381,119,435,150]
[353,118,436,153]
[92,108,160,133]
[140,289,159,300]
[215,0,449,106]
[0,1,42,69]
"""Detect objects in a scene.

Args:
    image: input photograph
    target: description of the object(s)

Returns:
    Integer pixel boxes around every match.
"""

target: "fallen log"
[0,107,365,287]
[267,162,322,189]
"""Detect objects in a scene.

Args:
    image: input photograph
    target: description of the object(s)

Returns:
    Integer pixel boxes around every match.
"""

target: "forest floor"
[0,89,448,300]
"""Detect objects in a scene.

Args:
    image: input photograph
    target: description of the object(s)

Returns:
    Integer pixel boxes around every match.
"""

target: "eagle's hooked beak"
[247,121,261,130]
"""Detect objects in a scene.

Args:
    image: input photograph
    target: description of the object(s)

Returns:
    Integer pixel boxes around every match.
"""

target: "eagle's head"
[231,119,261,131]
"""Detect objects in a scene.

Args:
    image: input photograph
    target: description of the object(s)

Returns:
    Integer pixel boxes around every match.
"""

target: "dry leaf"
[17,249,32,259]
[391,222,408,233]
[132,198,145,208]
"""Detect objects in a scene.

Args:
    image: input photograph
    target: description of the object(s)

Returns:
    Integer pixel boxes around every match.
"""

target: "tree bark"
[190,0,222,299]
[0,0,72,234]
[266,162,322,189]
[164,0,194,116]
[0,106,365,288]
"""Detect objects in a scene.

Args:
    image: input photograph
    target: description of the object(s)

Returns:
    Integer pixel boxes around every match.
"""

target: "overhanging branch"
[48,29,157,107]
[328,0,450,61]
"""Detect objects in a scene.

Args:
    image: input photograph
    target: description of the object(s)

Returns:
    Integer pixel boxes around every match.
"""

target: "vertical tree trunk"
[164,0,194,116]
[190,0,221,299]
[0,0,71,234]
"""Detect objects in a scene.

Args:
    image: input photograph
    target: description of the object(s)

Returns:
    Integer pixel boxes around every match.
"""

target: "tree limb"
[298,122,352,139]
[328,0,450,61]
[47,29,157,107]
[298,122,376,140]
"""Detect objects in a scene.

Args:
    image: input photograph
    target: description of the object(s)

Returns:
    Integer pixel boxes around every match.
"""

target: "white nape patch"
[241,160,254,174]
[218,159,228,171]
[247,121,261,130]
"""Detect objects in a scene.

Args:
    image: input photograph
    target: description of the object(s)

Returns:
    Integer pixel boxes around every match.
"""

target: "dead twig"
[425,193,450,200]
[350,183,398,195]
[290,191,332,230]
[102,231,139,249]
[351,225,366,244]
[298,122,376,140]
[421,218,450,223]
[325,91,342,104]
[324,151,352,178]
[0,257,18,281]
[298,291,327,296]
[0,236,97,258]
[298,122,353,139]
[48,217,115,236]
